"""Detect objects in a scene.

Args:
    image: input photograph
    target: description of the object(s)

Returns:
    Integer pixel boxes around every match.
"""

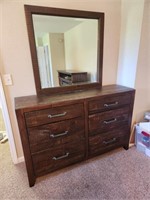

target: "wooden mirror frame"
[24,5,104,95]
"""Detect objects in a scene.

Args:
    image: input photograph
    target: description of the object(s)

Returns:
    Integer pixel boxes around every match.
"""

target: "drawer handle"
[104,102,118,107]
[48,111,67,118]
[103,118,117,124]
[50,131,68,138]
[52,152,69,160]
[103,138,116,145]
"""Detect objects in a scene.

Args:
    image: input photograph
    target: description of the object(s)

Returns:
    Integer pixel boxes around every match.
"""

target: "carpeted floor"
[0,142,150,200]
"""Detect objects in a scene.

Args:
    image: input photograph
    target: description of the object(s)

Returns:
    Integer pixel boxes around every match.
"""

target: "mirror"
[24,5,104,95]
[33,15,98,88]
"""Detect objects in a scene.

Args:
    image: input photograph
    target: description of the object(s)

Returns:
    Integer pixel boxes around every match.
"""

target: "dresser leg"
[123,144,129,150]
[29,177,36,187]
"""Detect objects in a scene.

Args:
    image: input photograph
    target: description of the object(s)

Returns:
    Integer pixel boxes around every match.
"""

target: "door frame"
[0,75,18,164]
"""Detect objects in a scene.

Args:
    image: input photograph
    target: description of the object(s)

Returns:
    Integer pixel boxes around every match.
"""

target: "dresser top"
[57,70,87,75]
[15,84,135,111]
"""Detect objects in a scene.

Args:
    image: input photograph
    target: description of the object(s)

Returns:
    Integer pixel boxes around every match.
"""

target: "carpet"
[0,142,150,200]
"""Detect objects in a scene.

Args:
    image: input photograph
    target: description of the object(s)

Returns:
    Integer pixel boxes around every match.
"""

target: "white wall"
[64,20,98,82]
[117,0,150,124]
[133,0,150,123]
[117,0,145,88]
[50,33,66,86]
[0,0,121,158]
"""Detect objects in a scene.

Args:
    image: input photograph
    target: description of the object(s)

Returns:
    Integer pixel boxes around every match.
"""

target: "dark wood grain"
[15,85,134,111]
[58,70,88,86]
[124,90,135,150]
[24,5,104,95]
[28,117,85,153]
[88,93,131,113]
[32,140,85,177]
[25,103,84,127]
[15,109,36,187]
[84,101,89,159]
[15,85,135,187]
[89,106,130,135]
[88,128,127,157]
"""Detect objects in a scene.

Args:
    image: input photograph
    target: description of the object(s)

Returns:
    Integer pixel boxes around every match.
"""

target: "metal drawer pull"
[48,111,67,118]
[50,131,68,138]
[104,118,117,124]
[52,152,69,160]
[104,101,118,107]
[103,138,116,144]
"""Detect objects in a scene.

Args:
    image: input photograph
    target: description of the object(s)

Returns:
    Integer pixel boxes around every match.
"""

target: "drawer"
[32,141,85,176]
[89,128,128,157]
[25,103,84,127]
[88,93,131,113]
[28,117,85,153]
[89,106,129,135]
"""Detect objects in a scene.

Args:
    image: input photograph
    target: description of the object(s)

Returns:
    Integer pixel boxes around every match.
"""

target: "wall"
[50,33,66,87]
[0,0,121,158]
[133,0,150,123]
[64,20,97,81]
[117,0,145,88]
[117,0,150,124]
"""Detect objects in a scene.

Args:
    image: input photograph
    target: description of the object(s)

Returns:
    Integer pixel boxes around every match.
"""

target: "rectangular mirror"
[33,15,98,88]
[25,5,104,95]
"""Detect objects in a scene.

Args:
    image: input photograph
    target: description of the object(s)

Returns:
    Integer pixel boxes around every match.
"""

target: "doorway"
[0,105,7,142]
[37,45,54,88]
[0,75,18,164]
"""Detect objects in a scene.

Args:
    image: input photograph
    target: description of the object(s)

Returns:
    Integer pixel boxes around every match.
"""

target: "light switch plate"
[3,74,13,85]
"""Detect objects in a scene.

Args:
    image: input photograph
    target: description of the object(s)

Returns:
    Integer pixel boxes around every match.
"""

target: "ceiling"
[32,14,86,37]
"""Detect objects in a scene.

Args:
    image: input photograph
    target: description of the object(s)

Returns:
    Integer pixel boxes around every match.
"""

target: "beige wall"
[64,20,98,82]
[117,0,145,88]
[0,0,121,158]
[133,0,150,123]
[50,33,66,87]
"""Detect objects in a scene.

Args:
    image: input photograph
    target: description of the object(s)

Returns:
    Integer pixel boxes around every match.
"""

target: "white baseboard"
[129,143,135,148]
[16,156,25,163]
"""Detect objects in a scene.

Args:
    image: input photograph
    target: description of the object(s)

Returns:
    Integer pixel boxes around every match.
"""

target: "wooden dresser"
[15,85,135,186]
[57,70,88,86]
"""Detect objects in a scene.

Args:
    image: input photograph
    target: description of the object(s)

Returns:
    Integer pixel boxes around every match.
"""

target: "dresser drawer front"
[25,104,84,127]
[89,107,130,135]
[32,141,85,176]
[89,129,128,157]
[28,117,85,153]
[88,93,131,113]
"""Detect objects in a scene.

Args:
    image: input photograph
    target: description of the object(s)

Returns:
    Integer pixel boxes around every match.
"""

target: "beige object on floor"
[0,135,8,143]
[0,132,8,143]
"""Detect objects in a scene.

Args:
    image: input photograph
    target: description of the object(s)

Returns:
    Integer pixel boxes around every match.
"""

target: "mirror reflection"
[32,15,98,88]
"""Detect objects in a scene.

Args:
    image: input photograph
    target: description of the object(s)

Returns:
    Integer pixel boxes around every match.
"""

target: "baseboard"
[17,156,25,163]
[129,143,135,148]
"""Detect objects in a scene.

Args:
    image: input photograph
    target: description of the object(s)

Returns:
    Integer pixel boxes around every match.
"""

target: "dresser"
[57,70,88,86]
[15,85,135,186]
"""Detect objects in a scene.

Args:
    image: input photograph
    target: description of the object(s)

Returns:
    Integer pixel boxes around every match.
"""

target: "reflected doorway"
[37,45,54,88]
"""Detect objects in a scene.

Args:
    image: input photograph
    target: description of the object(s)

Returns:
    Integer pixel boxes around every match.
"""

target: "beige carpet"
[0,142,150,200]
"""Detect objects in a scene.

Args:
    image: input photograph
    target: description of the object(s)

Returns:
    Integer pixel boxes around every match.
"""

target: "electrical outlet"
[3,74,13,85]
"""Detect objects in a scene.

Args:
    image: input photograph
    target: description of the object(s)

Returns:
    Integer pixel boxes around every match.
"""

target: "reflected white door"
[37,46,53,88]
